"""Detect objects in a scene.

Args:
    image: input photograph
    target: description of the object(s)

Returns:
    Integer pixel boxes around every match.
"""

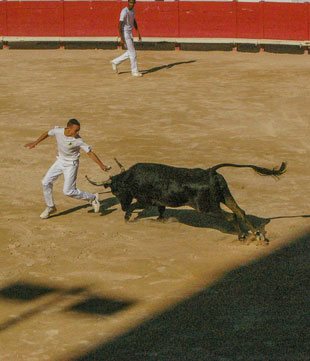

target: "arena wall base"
[236,43,260,53]
[134,41,176,51]
[63,41,117,50]
[262,44,306,54]
[179,43,234,51]
[1,37,309,54]
[7,41,60,49]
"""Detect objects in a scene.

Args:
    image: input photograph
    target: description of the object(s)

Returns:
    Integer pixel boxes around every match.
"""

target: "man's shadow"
[118,60,196,75]
[141,60,197,75]
[49,196,119,219]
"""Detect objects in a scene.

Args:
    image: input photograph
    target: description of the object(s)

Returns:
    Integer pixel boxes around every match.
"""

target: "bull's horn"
[114,158,126,173]
[85,175,112,187]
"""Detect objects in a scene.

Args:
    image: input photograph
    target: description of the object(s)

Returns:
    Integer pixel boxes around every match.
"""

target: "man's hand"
[24,131,49,149]
[101,165,112,172]
[87,151,112,172]
[119,38,126,49]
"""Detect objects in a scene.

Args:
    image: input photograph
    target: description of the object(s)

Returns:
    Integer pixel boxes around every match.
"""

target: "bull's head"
[85,158,125,188]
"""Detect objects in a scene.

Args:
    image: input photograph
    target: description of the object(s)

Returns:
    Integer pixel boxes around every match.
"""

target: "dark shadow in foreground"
[0,281,135,332]
[0,283,85,332]
[71,230,310,361]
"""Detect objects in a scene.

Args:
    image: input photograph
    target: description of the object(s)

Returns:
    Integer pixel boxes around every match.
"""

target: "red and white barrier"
[0,1,309,43]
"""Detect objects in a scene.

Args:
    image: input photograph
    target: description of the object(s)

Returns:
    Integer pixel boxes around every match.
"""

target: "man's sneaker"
[132,72,142,77]
[40,206,57,219]
[111,61,118,74]
[91,193,100,213]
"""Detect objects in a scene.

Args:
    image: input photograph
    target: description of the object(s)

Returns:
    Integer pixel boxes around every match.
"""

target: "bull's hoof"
[255,231,264,241]
[157,216,167,223]
[238,231,268,246]
[238,233,248,243]
[255,231,269,246]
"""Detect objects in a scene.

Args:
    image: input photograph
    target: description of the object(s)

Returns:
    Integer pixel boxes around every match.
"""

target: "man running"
[24,118,111,219]
[111,0,142,77]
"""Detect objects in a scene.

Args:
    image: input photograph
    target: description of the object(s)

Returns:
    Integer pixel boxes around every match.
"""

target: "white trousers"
[42,159,95,208]
[112,32,138,74]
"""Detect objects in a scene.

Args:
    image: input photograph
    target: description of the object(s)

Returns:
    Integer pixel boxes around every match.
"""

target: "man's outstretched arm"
[87,151,111,172]
[24,131,49,149]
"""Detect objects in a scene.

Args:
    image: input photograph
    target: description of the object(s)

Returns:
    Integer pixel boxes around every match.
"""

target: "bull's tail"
[210,161,287,178]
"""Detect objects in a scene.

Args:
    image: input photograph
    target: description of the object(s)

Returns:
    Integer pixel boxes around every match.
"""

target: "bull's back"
[126,163,212,206]
[129,163,210,183]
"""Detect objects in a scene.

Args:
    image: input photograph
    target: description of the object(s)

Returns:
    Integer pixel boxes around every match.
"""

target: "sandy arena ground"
[0,49,309,361]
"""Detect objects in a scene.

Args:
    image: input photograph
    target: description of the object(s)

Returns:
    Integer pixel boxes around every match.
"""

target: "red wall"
[0,1,7,36]
[179,2,237,38]
[135,2,179,37]
[236,2,264,39]
[64,1,121,37]
[1,1,309,41]
[309,2,310,40]
[263,2,308,40]
[6,1,63,37]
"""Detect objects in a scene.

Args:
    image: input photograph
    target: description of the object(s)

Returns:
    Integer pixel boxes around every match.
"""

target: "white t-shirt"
[120,7,135,33]
[48,126,91,162]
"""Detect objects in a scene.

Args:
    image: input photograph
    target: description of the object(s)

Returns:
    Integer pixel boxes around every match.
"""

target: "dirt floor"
[0,49,309,361]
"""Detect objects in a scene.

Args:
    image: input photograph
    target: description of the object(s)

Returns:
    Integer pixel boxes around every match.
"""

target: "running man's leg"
[62,162,95,201]
[124,35,139,74]
[112,51,130,67]
[42,160,63,207]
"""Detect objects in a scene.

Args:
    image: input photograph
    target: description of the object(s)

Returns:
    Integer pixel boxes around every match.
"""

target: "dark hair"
[67,118,80,127]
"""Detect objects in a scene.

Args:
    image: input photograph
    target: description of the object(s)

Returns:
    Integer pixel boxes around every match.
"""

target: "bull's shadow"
[100,197,309,238]
[132,207,270,238]
[98,196,119,216]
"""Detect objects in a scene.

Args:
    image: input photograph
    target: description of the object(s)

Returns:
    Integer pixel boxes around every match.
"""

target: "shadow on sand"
[0,282,135,333]
[49,196,119,218]
[141,60,197,75]
[70,230,309,361]
[118,60,197,75]
[133,207,271,238]
[50,196,309,242]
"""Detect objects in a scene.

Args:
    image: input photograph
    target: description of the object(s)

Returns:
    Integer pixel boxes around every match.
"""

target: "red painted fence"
[0,1,309,41]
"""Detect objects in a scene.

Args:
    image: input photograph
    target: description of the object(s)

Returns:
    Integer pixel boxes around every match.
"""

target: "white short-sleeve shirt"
[120,7,135,33]
[48,126,91,162]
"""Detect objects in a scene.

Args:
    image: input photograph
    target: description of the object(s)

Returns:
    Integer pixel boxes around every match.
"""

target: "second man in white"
[111,0,142,77]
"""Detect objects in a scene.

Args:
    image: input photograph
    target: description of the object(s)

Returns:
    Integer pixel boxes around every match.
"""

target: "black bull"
[86,161,287,243]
